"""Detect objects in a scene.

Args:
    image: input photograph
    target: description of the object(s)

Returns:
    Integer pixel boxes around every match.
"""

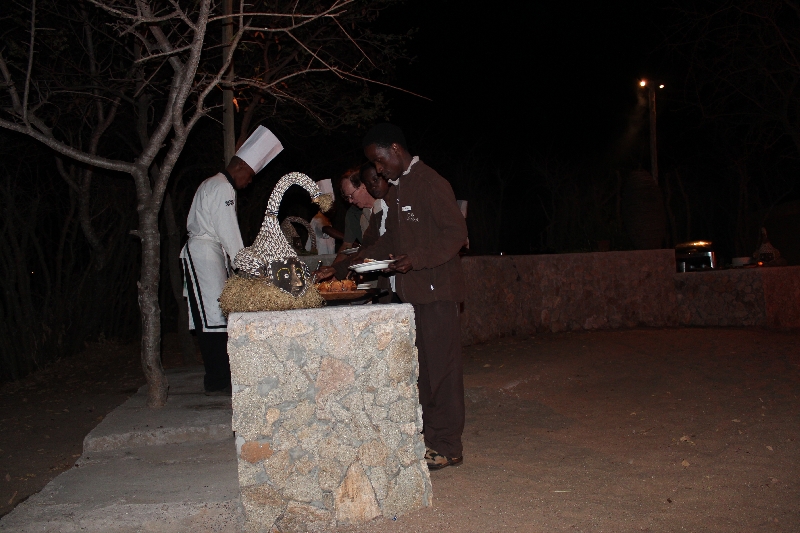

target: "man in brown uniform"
[359,123,468,470]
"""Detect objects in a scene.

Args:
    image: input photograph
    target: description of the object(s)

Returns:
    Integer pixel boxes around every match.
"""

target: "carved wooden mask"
[269,258,308,297]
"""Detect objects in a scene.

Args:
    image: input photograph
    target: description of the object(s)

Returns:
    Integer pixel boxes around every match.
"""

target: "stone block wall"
[674,270,766,327]
[761,266,800,328]
[675,266,800,328]
[460,250,678,344]
[460,252,800,343]
[227,305,431,532]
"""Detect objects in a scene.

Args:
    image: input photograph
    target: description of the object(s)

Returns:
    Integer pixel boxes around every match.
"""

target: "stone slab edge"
[0,500,242,533]
[81,368,234,453]
[83,423,233,453]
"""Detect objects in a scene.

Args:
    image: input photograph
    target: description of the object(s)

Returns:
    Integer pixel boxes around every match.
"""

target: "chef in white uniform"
[180,126,282,394]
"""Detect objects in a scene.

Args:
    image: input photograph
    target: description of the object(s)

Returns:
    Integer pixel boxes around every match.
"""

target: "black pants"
[185,274,231,392]
[412,300,465,458]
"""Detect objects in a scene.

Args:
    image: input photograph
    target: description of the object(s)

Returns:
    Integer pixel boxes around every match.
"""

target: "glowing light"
[639,80,646,87]
[659,84,665,89]
[677,240,712,248]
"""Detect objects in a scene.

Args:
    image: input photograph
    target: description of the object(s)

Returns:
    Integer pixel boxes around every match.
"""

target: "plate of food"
[315,279,370,301]
[349,259,395,273]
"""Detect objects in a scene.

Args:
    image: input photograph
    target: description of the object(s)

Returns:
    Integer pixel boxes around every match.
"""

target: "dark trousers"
[412,300,465,458]
[186,277,231,392]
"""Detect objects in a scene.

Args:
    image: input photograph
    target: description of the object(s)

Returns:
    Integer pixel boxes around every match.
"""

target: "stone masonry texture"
[460,250,679,344]
[227,304,431,533]
[460,252,800,344]
[674,265,800,328]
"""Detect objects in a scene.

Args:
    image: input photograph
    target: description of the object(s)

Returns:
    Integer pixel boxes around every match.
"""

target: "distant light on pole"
[638,79,662,184]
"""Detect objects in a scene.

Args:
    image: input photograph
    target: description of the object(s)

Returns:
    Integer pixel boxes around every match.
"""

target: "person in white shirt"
[180,126,282,394]
[305,211,336,255]
[305,179,337,255]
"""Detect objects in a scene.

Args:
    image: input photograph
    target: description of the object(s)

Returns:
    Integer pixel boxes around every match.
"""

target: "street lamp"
[639,80,664,184]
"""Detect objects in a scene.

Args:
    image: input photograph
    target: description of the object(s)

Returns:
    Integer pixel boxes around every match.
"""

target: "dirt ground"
[340,327,800,533]
[2,327,799,532]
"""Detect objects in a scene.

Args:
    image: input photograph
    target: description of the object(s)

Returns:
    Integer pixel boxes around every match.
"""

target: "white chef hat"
[316,179,333,195]
[235,126,283,174]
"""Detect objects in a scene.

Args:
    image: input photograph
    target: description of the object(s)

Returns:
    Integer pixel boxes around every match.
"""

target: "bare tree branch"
[0,117,135,173]
[22,0,37,124]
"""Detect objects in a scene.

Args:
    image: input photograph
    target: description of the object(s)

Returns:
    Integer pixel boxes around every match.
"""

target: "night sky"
[240,1,794,258]
[386,0,668,159]
[273,1,697,254]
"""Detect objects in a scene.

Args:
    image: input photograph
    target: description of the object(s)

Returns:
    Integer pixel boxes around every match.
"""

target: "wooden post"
[649,86,658,185]
[222,0,235,165]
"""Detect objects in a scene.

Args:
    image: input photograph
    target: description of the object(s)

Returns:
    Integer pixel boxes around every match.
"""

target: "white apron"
[180,173,243,332]
[181,238,232,331]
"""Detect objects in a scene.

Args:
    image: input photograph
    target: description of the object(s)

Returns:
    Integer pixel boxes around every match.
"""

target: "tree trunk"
[734,161,750,256]
[648,87,658,185]
[663,171,678,247]
[164,192,195,365]
[222,0,235,164]
[137,203,168,407]
[674,169,691,240]
[622,170,667,250]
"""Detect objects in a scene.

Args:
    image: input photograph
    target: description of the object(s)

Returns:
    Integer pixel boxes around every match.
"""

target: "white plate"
[349,259,395,273]
[341,247,360,255]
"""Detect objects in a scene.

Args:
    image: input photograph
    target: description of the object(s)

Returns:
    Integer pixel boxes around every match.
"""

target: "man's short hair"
[339,166,362,192]
[362,123,407,151]
[359,162,377,179]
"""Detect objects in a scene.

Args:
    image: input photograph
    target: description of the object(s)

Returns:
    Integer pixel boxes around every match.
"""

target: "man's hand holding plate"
[388,254,412,273]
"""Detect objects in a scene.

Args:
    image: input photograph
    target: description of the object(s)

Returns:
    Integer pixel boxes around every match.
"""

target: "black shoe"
[425,447,463,470]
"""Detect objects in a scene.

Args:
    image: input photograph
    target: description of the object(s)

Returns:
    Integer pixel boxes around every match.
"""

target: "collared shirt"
[378,198,389,236]
[388,155,419,186]
[374,198,395,292]
[344,204,370,244]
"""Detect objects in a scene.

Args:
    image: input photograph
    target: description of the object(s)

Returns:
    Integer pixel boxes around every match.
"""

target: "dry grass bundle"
[219,275,325,315]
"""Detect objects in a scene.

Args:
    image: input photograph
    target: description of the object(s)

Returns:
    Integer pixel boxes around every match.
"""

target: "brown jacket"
[358,160,467,304]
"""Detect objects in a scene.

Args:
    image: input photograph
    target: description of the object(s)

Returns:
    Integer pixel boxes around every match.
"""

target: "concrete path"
[0,367,242,533]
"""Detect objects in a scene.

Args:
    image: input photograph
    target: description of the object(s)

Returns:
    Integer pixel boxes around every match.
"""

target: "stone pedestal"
[227,304,431,532]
